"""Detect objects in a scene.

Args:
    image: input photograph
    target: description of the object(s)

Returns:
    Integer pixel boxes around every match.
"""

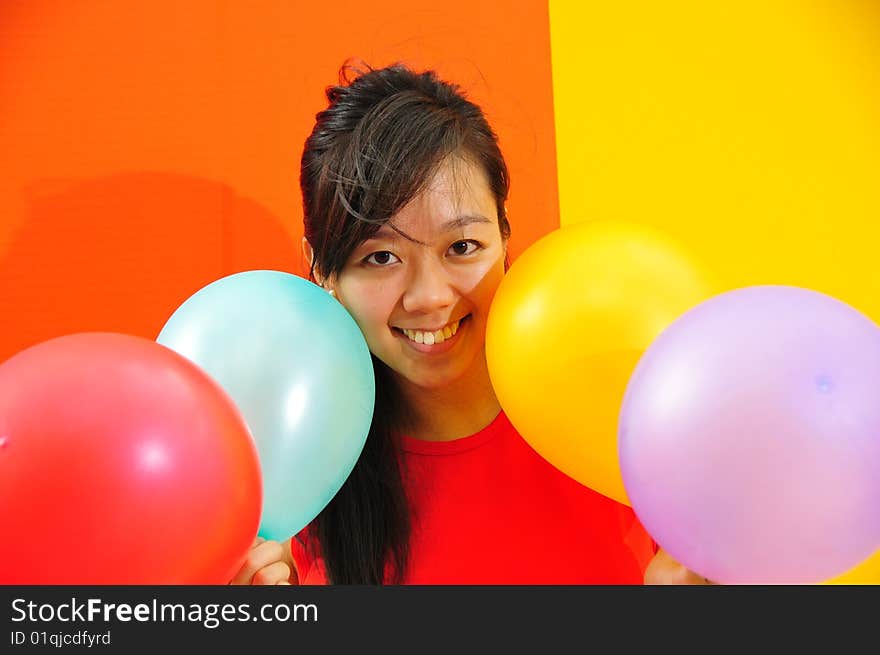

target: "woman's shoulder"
[288,528,328,585]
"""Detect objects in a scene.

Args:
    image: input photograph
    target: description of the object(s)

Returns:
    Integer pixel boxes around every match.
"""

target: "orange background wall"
[0,1,559,363]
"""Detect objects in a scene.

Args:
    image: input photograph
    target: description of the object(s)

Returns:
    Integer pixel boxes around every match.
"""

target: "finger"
[253,561,292,586]
[229,540,285,585]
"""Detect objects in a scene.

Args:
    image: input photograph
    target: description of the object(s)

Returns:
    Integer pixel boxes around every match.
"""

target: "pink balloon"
[619,286,880,584]
[0,332,262,584]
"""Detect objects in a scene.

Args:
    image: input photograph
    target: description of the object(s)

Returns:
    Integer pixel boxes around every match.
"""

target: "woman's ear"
[301,237,315,279]
[500,206,510,271]
[302,237,328,287]
[302,237,336,295]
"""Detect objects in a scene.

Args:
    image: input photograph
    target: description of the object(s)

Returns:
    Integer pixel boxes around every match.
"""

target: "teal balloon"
[157,270,374,541]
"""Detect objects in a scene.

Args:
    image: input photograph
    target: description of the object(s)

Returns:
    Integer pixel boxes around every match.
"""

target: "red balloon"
[0,332,262,584]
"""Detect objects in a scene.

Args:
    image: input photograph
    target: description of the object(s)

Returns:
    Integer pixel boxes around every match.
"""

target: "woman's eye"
[448,240,481,256]
[363,251,400,266]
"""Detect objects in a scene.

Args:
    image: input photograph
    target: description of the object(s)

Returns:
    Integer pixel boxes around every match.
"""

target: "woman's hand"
[644,548,716,585]
[228,537,297,585]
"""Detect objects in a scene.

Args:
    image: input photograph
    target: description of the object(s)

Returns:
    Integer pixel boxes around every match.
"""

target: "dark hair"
[300,61,511,584]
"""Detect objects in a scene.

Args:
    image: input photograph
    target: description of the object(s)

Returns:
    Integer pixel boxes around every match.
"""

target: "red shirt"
[291,411,655,584]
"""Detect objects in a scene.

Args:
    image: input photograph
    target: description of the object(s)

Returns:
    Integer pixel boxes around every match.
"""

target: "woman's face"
[334,157,507,392]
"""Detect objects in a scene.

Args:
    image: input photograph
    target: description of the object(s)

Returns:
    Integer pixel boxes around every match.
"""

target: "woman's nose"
[401,259,455,314]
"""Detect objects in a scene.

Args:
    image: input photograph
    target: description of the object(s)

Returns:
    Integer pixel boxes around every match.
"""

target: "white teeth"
[401,319,462,346]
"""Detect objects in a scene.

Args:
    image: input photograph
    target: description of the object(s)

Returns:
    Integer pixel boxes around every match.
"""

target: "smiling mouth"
[393,316,469,346]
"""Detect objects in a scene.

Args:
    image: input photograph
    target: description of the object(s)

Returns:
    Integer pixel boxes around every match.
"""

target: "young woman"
[232,62,708,586]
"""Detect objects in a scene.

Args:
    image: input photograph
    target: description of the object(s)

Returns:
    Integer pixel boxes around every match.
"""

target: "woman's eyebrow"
[365,227,401,241]
[361,214,492,247]
[440,214,493,231]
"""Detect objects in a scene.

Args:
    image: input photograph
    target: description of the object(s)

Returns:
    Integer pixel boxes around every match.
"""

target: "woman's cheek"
[338,283,395,345]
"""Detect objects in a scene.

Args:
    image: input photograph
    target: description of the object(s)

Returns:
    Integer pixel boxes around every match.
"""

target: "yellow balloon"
[824,549,880,585]
[486,221,717,505]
